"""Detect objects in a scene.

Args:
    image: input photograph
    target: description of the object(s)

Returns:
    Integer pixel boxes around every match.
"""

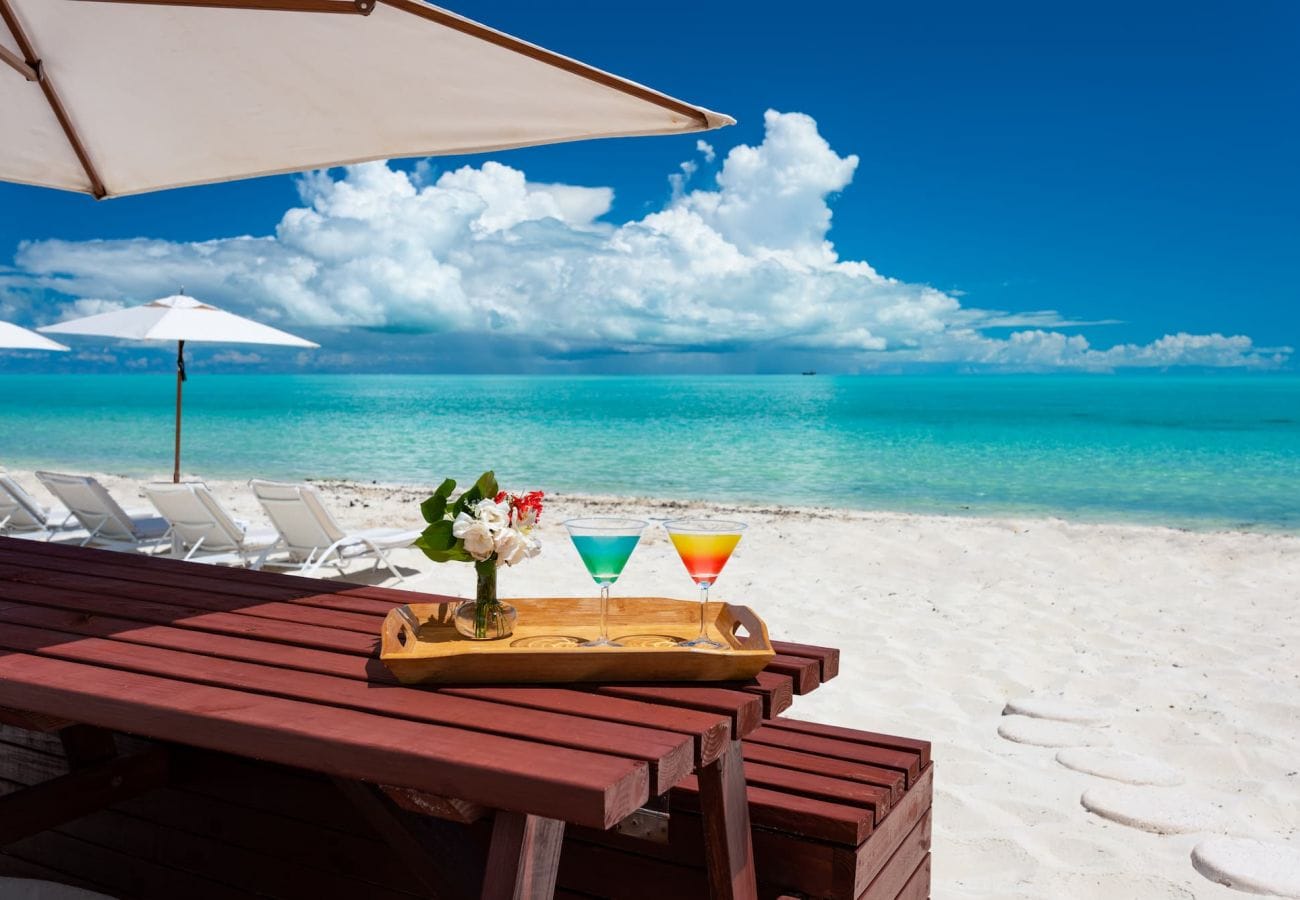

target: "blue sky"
[1,0,1296,373]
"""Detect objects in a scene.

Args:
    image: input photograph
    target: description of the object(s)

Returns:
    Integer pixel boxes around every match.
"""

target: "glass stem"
[600,583,611,644]
[698,582,710,641]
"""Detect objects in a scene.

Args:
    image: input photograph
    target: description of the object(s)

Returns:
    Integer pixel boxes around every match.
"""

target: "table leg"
[697,739,757,900]
[480,810,566,900]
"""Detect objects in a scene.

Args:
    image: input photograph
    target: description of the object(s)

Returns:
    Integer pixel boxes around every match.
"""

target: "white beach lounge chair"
[143,481,279,566]
[0,472,76,536]
[35,471,171,550]
[250,479,419,581]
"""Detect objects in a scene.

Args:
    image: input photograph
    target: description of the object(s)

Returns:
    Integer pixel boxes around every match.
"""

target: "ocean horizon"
[1,372,1297,532]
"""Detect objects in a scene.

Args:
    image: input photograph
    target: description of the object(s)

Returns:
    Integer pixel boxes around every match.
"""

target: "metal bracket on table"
[612,804,670,844]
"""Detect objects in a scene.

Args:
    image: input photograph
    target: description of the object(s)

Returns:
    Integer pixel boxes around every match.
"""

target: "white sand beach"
[8,468,1300,899]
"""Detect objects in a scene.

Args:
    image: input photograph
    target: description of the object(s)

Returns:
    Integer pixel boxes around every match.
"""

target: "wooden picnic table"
[0,536,839,900]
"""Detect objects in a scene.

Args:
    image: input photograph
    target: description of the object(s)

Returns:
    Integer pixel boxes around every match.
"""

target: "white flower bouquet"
[415,471,543,639]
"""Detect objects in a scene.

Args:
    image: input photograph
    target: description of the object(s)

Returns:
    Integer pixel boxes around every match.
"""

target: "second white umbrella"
[41,294,318,482]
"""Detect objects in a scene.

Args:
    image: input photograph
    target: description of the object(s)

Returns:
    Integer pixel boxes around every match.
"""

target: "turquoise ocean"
[0,374,1296,531]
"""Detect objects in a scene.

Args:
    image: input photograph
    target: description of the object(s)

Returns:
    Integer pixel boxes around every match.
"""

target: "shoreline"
[302,477,1300,540]
[9,459,1297,538]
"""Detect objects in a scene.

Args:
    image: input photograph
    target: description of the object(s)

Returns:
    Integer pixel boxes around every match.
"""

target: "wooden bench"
[559,716,933,899]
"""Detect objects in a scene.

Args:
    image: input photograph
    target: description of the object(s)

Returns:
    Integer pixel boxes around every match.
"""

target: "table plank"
[0,561,383,634]
[440,686,733,769]
[0,620,693,796]
[763,654,821,695]
[768,641,840,682]
[740,671,793,719]
[764,718,932,769]
[746,726,922,787]
[737,761,891,822]
[0,581,377,654]
[0,537,417,608]
[0,652,648,829]
[590,684,763,738]
[740,742,906,804]
[0,601,387,678]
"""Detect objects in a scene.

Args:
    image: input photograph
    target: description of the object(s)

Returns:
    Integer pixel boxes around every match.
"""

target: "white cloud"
[696,140,716,163]
[58,298,127,321]
[206,350,267,366]
[9,110,1288,371]
[971,311,1125,328]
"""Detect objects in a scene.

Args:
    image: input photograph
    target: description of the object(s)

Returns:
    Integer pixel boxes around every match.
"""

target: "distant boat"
[801,370,816,376]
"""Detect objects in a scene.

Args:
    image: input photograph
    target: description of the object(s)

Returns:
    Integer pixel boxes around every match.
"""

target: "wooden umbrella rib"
[379,0,712,129]
[74,0,368,12]
[0,0,108,198]
[0,41,37,80]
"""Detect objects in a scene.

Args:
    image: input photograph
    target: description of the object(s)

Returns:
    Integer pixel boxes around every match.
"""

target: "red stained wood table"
[0,536,836,900]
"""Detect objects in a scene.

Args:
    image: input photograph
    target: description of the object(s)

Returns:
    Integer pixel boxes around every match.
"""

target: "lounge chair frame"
[250,479,416,581]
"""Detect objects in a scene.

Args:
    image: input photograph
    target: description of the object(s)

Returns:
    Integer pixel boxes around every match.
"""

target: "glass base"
[510,634,584,649]
[679,636,725,649]
[618,634,684,648]
[452,599,516,640]
[580,636,623,648]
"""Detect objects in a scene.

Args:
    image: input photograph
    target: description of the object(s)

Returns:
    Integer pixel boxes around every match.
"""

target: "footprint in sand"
[1003,696,1108,724]
[1080,783,1220,834]
[1056,747,1185,787]
[1191,836,1300,898]
[997,714,1111,748]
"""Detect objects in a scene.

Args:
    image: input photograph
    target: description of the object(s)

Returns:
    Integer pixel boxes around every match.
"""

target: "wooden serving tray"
[380,596,775,684]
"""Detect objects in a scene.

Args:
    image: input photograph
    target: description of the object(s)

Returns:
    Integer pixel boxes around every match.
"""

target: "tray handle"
[726,604,771,651]
[383,605,422,654]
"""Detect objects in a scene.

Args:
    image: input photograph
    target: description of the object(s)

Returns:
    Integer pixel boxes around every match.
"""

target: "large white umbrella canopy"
[41,294,318,481]
[0,0,735,199]
[0,319,68,350]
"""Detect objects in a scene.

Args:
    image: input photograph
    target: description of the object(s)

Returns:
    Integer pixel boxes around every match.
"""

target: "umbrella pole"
[173,339,185,483]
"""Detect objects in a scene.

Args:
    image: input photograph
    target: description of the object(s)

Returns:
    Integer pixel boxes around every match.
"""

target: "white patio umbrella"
[0,0,734,199]
[40,294,318,482]
[0,320,68,351]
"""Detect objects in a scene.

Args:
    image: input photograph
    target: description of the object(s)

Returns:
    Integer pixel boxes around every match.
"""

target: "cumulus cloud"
[57,298,127,321]
[8,110,1288,371]
[206,350,267,366]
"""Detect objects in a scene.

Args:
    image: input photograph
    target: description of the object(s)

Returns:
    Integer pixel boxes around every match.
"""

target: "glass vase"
[453,560,516,640]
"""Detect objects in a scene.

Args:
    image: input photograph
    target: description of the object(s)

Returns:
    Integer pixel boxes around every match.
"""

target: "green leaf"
[474,470,499,500]
[416,542,473,563]
[420,520,456,550]
[419,478,456,523]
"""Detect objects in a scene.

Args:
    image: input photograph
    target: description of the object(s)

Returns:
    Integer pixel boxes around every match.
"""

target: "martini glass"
[664,518,747,649]
[563,517,647,648]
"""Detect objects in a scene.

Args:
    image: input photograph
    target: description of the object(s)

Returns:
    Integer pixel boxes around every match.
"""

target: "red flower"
[498,489,544,527]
